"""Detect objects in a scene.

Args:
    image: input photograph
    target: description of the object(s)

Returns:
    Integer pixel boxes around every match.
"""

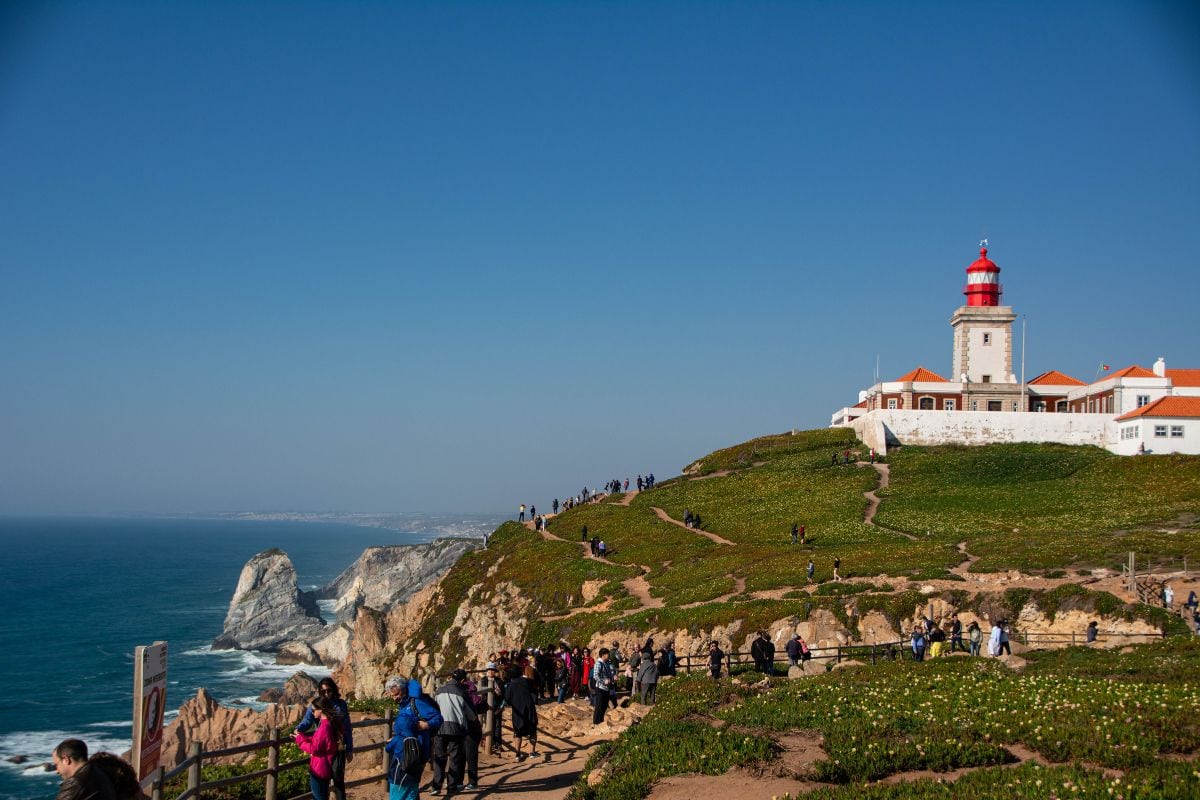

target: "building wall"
[950,306,1016,384]
[1111,418,1200,456]
[849,409,1112,454]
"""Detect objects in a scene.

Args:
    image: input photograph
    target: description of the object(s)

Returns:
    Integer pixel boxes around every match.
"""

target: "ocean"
[0,514,503,800]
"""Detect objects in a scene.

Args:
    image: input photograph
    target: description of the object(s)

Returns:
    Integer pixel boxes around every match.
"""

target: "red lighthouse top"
[963,243,1002,306]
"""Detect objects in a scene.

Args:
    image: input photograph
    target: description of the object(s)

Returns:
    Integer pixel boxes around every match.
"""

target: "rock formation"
[212,549,325,652]
[158,688,307,768]
[319,538,481,620]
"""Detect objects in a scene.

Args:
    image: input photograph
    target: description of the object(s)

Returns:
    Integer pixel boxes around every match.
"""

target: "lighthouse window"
[983,333,992,345]
[981,374,991,383]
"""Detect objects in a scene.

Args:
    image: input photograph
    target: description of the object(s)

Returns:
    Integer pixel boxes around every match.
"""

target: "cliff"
[319,538,481,620]
[212,549,325,652]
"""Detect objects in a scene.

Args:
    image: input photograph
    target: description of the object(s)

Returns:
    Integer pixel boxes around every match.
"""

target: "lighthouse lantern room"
[964,244,1003,307]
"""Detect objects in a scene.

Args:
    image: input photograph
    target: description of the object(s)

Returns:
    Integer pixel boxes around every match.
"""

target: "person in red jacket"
[293,698,343,800]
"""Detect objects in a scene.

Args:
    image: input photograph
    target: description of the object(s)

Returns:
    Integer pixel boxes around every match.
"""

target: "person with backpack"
[431,669,476,795]
[461,674,486,790]
[384,677,443,800]
[293,697,344,800]
[785,634,802,667]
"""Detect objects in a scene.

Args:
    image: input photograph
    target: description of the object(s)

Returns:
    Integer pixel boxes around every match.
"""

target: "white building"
[829,245,1200,456]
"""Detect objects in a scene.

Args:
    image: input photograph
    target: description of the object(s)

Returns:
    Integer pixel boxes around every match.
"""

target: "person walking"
[998,621,1012,656]
[928,625,946,658]
[293,698,343,800]
[988,623,1002,657]
[949,614,964,654]
[968,621,982,656]
[591,649,616,724]
[553,498,559,514]
[911,629,927,662]
[504,666,539,760]
[791,523,799,545]
[431,669,475,795]
[636,652,659,704]
[799,524,806,545]
[750,631,775,675]
[384,677,443,800]
[832,557,842,582]
[806,558,815,583]
[707,641,725,679]
[785,634,801,667]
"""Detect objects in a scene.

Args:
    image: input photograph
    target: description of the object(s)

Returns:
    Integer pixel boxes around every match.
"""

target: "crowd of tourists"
[382,639,676,798]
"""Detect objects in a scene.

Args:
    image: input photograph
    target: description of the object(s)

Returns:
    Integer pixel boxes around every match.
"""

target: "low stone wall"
[850,409,1112,454]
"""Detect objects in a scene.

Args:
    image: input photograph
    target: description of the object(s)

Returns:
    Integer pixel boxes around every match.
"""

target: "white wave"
[84,721,131,730]
[0,729,132,772]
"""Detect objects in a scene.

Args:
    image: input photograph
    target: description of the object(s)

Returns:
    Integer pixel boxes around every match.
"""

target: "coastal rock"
[212,549,325,652]
[320,538,481,620]
[158,688,306,769]
[276,641,321,666]
[280,671,321,705]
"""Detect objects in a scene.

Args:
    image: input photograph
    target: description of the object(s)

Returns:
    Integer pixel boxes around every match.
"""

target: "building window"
[1154,425,1168,438]
[987,400,1002,411]
[944,399,956,411]
[887,399,897,410]
[918,397,934,410]
[971,400,978,411]
[983,333,992,345]
[982,375,991,383]
[1137,395,1150,407]
[1011,401,1018,411]
[1171,425,1184,438]
[1056,400,1067,413]
[1034,402,1046,412]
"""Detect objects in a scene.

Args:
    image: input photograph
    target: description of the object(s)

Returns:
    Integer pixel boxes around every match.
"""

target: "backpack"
[389,700,426,782]
[799,641,811,661]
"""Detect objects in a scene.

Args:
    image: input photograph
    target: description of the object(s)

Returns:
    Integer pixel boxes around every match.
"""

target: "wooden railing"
[147,627,1178,800]
[143,713,394,800]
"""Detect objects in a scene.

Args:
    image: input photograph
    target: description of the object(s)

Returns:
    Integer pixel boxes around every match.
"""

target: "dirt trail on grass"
[651,506,735,545]
[608,489,639,506]
[623,566,665,612]
[859,461,920,542]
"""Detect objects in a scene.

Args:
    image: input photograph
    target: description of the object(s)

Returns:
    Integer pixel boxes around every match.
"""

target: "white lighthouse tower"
[950,242,1022,411]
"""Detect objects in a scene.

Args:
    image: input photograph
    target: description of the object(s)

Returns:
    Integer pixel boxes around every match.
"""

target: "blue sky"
[2,1,1198,514]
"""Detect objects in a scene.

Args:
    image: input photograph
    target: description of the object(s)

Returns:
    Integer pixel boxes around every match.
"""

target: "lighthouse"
[963,245,1003,307]
[950,242,1021,411]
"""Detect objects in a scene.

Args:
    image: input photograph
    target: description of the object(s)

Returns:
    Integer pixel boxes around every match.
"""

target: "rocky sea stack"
[212,548,325,652]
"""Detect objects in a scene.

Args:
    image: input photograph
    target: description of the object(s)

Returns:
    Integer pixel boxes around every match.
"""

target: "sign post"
[132,642,168,782]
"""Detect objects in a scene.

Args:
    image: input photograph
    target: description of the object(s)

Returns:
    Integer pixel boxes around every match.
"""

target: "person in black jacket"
[53,740,115,800]
[750,631,775,675]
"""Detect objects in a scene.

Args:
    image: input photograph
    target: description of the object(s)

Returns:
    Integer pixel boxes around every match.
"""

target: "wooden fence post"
[186,743,202,800]
[265,727,280,800]
[150,766,164,800]
[383,707,394,789]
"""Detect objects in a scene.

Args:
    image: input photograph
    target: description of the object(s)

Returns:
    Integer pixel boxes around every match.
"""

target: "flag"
[1101,364,1110,371]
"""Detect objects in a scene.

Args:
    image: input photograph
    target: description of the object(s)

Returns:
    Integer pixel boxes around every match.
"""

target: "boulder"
[212,549,325,652]
[280,672,321,705]
[276,641,321,666]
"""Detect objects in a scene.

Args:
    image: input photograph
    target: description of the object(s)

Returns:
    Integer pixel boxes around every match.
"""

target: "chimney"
[1153,357,1166,377]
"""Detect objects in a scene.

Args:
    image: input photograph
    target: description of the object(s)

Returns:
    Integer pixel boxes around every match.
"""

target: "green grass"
[574,639,1200,800]
[876,444,1200,571]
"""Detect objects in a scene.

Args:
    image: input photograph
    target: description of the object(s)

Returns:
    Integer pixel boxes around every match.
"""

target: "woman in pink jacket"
[293,697,343,800]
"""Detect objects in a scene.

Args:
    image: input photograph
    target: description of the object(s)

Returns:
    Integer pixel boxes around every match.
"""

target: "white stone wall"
[849,409,1112,454]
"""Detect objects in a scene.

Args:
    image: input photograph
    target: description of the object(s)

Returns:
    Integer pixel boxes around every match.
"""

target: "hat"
[451,668,468,681]
[485,662,498,671]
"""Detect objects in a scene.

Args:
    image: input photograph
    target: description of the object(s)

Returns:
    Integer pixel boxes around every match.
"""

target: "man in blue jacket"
[385,677,443,800]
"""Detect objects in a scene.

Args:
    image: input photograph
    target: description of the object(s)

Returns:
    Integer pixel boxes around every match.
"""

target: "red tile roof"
[1107,365,1157,379]
[1115,396,1200,421]
[896,366,949,383]
[1028,370,1085,386]
[1167,369,1200,387]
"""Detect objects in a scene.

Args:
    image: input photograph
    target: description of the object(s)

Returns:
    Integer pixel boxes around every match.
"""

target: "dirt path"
[623,566,665,612]
[608,490,639,507]
[651,507,735,545]
[858,461,919,542]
